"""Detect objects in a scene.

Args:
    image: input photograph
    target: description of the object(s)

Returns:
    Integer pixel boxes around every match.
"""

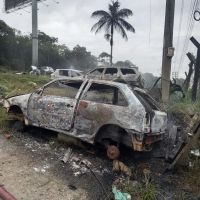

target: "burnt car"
[3,78,167,158]
[51,69,83,79]
[85,67,144,88]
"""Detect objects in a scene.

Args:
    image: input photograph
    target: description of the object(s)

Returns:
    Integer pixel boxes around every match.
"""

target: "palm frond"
[91,18,108,34]
[117,9,133,18]
[109,1,120,15]
[104,33,111,41]
[91,10,110,18]
[118,18,135,33]
[114,23,128,40]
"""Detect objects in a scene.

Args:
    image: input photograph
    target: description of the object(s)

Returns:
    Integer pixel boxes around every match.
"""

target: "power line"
[178,0,199,73]
[173,0,184,72]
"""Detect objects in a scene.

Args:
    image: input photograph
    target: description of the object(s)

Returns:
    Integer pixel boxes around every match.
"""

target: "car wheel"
[11,120,25,132]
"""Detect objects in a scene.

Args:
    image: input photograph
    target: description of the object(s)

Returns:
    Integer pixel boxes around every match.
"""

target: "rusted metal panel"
[2,78,167,151]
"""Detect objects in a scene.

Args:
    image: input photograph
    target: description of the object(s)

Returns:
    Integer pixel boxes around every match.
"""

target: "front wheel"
[11,120,25,132]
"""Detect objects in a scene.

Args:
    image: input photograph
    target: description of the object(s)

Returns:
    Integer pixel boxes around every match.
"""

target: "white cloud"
[0,0,200,77]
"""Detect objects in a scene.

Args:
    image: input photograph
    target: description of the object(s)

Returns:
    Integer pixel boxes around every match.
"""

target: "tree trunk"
[110,24,114,66]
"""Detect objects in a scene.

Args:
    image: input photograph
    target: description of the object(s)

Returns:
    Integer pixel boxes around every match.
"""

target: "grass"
[0,107,8,129]
[0,72,50,98]
[119,170,157,200]
[169,91,200,196]
[0,72,50,127]
[169,91,200,114]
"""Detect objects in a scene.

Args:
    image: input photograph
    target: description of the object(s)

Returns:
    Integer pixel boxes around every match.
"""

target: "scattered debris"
[62,148,72,163]
[33,164,50,173]
[4,133,13,140]
[113,160,132,177]
[191,149,200,157]
[112,186,131,200]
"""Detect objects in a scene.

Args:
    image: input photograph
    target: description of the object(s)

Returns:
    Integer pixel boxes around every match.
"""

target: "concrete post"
[32,0,38,67]
[161,0,175,103]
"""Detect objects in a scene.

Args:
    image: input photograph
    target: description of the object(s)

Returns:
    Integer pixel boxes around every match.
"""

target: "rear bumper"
[126,129,164,152]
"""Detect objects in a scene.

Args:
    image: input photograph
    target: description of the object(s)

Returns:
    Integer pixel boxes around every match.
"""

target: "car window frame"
[81,81,129,107]
[87,68,105,76]
[120,68,136,75]
[103,67,118,76]
[40,79,85,99]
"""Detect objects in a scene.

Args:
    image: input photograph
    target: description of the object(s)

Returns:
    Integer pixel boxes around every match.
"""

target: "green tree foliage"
[91,0,135,65]
[0,20,97,72]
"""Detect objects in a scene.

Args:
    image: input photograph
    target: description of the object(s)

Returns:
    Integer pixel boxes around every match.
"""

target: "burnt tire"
[11,120,25,132]
[107,145,120,160]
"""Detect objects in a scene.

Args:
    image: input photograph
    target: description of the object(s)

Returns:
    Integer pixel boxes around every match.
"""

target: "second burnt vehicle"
[85,66,144,88]
[3,78,167,159]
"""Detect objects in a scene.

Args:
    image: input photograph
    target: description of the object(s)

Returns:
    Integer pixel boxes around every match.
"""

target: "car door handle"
[67,104,73,108]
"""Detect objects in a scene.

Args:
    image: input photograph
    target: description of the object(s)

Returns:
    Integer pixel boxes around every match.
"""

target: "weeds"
[0,72,49,129]
[0,72,50,98]
[0,107,9,129]
[169,91,200,114]
[184,158,200,195]
[120,170,157,200]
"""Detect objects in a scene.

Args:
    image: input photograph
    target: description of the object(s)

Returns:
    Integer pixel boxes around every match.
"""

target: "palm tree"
[91,0,135,65]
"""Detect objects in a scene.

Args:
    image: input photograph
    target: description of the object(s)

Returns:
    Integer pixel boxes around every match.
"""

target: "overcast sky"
[0,0,200,77]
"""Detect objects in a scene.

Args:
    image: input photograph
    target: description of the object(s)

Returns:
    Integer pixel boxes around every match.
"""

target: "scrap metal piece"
[167,116,200,169]
[0,185,17,200]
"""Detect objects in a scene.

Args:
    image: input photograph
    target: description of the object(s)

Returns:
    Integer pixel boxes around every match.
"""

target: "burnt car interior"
[104,68,118,75]
[89,68,104,75]
[59,70,69,76]
[120,68,136,75]
[42,80,83,98]
[82,83,128,107]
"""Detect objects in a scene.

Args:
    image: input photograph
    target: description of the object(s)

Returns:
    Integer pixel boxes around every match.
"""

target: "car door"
[74,81,129,137]
[27,79,85,131]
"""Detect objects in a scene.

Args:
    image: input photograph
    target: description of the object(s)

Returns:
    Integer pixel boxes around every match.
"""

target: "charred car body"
[85,67,144,88]
[3,78,167,154]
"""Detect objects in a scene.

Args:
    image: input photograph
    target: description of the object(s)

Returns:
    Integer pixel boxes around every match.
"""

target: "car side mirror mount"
[35,87,43,95]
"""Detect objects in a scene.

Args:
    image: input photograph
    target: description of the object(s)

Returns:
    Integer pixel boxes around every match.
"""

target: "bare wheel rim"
[107,145,120,160]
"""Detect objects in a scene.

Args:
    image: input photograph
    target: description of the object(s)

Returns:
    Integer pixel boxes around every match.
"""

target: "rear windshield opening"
[90,68,104,75]
[134,90,159,111]
[105,68,118,75]
[121,68,136,75]
[59,70,68,76]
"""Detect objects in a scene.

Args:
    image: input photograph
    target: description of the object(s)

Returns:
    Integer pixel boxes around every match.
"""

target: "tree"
[0,20,97,72]
[99,52,111,58]
[91,0,135,65]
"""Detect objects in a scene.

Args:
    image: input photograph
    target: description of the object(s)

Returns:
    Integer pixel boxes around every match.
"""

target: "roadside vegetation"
[169,91,200,114]
[0,72,50,127]
[0,72,49,98]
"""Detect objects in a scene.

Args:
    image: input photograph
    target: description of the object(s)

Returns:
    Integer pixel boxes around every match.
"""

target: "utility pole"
[161,0,175,103]
[190,36,200,101]
[32,0,38,67]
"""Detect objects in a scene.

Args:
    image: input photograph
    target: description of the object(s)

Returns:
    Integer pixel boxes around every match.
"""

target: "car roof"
[87,66,137,73]
[47,77,137,88]
[55,69,83,73]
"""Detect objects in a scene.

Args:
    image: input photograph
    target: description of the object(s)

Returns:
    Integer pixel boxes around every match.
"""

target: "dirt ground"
[0,132,88,200]
[0,127,199,200]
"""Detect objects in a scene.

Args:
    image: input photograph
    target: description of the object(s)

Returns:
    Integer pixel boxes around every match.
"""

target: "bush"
[0,84,8,98]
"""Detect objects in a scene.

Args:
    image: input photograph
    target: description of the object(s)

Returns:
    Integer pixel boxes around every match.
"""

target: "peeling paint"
[3,78,167,152]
